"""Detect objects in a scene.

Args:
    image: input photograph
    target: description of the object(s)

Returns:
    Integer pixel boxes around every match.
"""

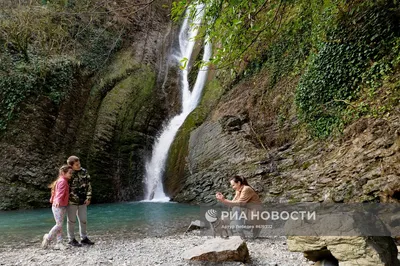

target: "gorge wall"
[0,0,180,210]
[165,68,400,205]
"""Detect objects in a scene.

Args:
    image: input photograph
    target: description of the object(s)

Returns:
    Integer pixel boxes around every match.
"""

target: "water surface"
[0,202,199,247]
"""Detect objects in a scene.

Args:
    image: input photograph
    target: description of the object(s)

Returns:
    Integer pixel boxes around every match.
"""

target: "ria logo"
[205,209,218,222]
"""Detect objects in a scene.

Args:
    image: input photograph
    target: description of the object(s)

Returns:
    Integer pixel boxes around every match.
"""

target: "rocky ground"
[0,233,312,266]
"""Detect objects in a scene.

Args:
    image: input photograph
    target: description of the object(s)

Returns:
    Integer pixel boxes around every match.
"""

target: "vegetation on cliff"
[172,0,400,138]
[0,0,156,132]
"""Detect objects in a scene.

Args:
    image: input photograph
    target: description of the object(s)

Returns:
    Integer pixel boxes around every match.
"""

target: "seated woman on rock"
[216,176,262,239]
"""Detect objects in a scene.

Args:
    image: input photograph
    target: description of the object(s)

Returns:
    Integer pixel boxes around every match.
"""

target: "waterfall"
[143,5,212,201]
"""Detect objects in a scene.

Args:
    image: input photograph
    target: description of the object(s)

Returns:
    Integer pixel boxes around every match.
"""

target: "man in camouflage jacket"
[66,156,94,246]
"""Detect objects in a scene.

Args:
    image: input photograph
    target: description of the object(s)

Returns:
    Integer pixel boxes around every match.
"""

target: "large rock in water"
[182,236,249,262]
[288,236,400,266]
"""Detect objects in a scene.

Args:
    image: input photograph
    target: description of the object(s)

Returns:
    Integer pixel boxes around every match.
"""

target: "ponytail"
[48,180,57,192]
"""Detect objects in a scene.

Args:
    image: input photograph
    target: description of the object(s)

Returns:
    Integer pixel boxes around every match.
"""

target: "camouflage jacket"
[69,168,92,205]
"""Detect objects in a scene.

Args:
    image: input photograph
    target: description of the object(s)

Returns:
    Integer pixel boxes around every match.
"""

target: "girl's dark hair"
[230,175,250,186]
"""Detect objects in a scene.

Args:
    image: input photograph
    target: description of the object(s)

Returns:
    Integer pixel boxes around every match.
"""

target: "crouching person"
[216,176,262,239]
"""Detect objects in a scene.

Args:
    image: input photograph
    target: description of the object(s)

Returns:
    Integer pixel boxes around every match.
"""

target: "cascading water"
[143,5,212,201]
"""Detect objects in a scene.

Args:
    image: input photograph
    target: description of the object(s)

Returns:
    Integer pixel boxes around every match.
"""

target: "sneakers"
[68,238,82,247]
[80,237,95,245]
[54,242,67,250]
[41,234,50,249]
[68,237,94,246]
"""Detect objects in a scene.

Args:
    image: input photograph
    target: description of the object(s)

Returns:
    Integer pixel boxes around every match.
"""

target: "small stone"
[184,220,206,233]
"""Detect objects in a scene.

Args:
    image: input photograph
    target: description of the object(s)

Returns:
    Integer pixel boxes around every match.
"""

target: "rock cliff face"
[0,0,179,210]
[165,68,400,205]
[2,1,399,211]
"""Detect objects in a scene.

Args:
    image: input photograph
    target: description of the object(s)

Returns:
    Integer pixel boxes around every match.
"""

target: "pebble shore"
[0,233,313,266]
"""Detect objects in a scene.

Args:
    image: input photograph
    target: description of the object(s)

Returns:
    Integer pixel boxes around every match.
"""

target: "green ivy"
[0,52,78,131]
[295,2,400,138]
[0,1,126,133]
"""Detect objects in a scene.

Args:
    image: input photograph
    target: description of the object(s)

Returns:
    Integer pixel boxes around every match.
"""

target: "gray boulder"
[182,236,249,262]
